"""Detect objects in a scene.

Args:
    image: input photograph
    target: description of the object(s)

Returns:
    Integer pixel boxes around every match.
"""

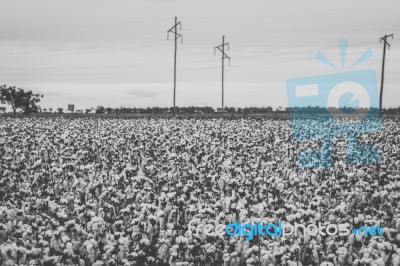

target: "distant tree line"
[40,105,400,115]
[65,106,278,114]
[88,106,277,114]
[289,106,400,115]
[1,84,399,116]
[90,106,217,114]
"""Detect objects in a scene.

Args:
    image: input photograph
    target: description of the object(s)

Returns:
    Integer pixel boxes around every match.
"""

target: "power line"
[214,35,230,113]
[167,16,182,116]
[379,34,394,115]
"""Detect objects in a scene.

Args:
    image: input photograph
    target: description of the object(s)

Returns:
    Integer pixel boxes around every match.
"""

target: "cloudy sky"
[0,0,399,110]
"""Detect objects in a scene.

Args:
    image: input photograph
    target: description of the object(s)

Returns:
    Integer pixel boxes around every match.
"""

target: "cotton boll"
[245,258,254,264]
[356,169,365,178]
[383,242,392,251]
[140,238,150,246]
[320,262,334,266]
[252,245,259,253]
[373,258,385,266]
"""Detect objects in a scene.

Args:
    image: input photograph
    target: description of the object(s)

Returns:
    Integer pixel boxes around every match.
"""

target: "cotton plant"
[1,118,400,265]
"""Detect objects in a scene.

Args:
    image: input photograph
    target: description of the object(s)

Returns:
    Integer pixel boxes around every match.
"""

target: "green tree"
[96,106,105,114]
[0,85,43,115]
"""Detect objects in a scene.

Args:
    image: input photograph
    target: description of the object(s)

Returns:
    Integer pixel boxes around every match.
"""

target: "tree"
[225,106,236,113]
[96,106,105,114]
[0,85,43,115]
[57,108,64,114]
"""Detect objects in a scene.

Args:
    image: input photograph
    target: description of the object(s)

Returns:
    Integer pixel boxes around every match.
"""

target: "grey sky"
[0,0,399,110]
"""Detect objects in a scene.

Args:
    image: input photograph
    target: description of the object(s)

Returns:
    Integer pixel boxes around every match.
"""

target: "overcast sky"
[0,0,399,110]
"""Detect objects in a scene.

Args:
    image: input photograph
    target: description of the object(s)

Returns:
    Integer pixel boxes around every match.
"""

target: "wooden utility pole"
[214,35,230,114]
[167,17,182,116]
[379,34,393,115]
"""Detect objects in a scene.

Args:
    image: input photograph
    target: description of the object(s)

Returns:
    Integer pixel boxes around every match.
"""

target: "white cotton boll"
[373,258,385,266]
[268,242,280,248]
[305,209,314,216]
[304,233,311,244]
[92,223,99,231]
[252,245,259,253]
[262,254,271,263]
[384,242,392,251]
[287,261,298,266]
[92,217,101,223]
[273,250,280,257]
[19,247,27,254]
[245,248,253,257]
[377,242,385,251]
[61,235,70,243]
[245,258,254,264]
[348,234,355,245]
[347,173,355,178]
[140,238,150,246]
[363,252,371,259]
[355,234,363,242]
[356,169,365,178]
[45,230,53,238]
[312,249,320,262]
[64,244,74,257]
[65,242,73,250]
[60,198,68,204]
[392,255,400,266]
[104,244,113,252]
[320,262,334,266]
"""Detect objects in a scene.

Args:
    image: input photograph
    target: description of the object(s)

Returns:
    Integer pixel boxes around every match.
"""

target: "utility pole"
[379,34,393,115]
[167,16,182,116]
[214,35,230,114]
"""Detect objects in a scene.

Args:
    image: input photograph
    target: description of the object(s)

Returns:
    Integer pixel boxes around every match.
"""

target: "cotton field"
[0,117,400,266]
